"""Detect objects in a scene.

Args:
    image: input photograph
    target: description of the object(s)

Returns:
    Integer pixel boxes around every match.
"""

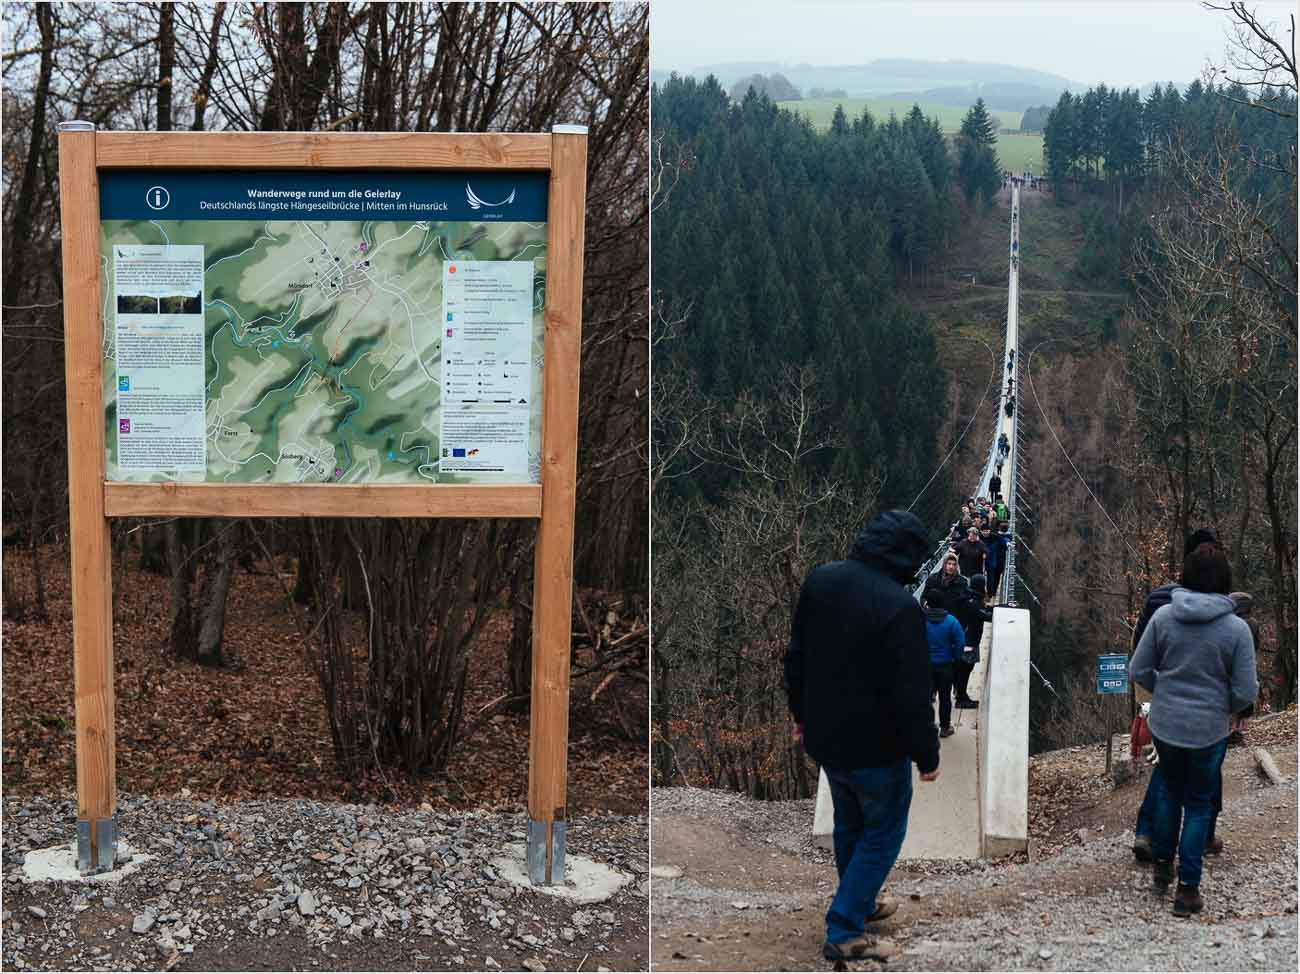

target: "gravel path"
[3,794,648,972]
[651,730,1298,971]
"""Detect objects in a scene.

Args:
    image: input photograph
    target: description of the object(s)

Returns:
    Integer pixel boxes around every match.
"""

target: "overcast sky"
[651,0,1297,89]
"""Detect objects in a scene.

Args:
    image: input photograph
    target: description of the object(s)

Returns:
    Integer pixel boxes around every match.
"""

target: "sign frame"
[57,123,588,884]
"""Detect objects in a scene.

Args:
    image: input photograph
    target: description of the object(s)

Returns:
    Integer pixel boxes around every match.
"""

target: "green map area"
[100,217,547,484]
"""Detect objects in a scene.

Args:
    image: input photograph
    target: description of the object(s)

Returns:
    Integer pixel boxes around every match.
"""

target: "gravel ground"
[651,724,1299,971]
[2,794,648,972]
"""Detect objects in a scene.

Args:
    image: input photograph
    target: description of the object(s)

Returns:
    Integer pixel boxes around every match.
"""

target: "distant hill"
[655,58,1084,106]
[893,82,1070,112]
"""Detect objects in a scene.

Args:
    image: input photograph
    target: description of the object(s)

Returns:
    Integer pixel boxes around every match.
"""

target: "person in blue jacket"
[923,583,965,738]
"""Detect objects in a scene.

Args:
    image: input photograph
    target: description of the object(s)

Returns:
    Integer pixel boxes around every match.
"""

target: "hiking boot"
[1152,859,1174,894]
[1173,883,1203,917]
[823,935,900,963]
[1205,835,1224,855]
[867,894,898,922]
[956,697,979,709]
[940,725,955,738]
[1133,835,1153,863]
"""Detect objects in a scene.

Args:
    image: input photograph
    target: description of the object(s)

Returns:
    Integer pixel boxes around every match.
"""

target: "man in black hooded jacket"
[785,510,940,964]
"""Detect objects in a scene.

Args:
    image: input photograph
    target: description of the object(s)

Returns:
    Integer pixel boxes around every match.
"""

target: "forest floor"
[1,542,647,813]
[649,711,1298,971]
[1,543,649,971]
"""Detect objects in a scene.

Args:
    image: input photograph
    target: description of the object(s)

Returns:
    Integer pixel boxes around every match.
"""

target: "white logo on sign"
[465,183,516,210]
[145,186,171,211]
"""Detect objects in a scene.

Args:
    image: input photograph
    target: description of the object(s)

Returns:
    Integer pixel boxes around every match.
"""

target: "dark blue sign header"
[101,169,548,223]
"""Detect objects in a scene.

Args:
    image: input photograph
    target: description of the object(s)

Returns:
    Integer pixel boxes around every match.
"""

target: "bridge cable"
[1024,339,1143,563]
[906,338,999,514]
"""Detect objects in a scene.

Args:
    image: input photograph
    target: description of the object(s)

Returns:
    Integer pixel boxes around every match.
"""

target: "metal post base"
[77,817,117,875]
[526,818,567,885]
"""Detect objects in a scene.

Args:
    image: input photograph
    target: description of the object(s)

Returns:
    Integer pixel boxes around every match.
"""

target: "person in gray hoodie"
[1130,544,1258,917]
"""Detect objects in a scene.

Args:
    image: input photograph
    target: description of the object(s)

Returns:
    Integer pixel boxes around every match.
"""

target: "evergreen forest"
[652,77,979,799]
[653,77,959,511]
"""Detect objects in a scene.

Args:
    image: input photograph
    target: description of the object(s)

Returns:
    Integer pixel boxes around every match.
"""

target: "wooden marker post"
[56,121,589,882]
[527,124,588,885]
[58,121,118,872]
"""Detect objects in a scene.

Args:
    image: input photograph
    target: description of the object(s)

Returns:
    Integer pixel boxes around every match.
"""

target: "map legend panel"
[439,260,535,475]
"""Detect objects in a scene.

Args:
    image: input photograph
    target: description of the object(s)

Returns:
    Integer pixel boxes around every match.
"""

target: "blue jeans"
[1137,762,1222,842]
[1151,735,1228,887]
[823,760,913,945]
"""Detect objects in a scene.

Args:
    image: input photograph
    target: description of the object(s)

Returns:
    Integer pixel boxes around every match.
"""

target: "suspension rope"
[907,337,1000,514]
[1025,340,1143,562]
[1030,660,1060,698]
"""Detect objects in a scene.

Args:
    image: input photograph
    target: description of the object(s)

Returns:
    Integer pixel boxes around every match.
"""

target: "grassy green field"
[781,97,1022,133]
[781,96,1042,176]
[995,132,1044,175]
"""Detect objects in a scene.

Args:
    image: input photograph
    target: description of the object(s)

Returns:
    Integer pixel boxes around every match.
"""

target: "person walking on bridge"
[955,526,986,580]
[927,551,969,615]
[784,510,940,963]
[981,523,1007,600]
[954,575,991,708]
[1131,543,1257,918]
[924,582,965,737]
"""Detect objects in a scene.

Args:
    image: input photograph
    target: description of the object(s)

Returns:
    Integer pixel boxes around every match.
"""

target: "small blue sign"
[1097,653,1129,695]
[118,376,130,392]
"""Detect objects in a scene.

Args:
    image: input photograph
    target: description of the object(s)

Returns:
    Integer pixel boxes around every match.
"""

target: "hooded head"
[1170,588,1236,624]
[1184,544,1231,595]
[1184,528,1218,557]
[849,510,929,584]
[970,574,987,596]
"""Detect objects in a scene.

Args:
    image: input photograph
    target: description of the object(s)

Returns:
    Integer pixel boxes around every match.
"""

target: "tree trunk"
[155,2,174,130]
[3,3,55,296]
[139,524,167,574]
[292,527,315,604]
[190,2,227,131]
[167,520,195,659]
[1263,420,1297,708]
[505,558,534,710]
[195,524,237,666]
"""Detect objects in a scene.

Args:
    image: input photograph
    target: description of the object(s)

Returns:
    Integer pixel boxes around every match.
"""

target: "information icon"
[145,186,170,211]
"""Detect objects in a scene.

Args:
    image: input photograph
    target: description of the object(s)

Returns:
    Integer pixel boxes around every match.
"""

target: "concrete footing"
[22,839,153,884]
[492,842,631,903]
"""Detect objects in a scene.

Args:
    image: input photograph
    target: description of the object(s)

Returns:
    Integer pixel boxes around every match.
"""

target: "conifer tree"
[959,97,998,146]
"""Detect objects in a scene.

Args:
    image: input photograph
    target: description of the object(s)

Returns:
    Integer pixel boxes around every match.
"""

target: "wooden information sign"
[57,122,588,884]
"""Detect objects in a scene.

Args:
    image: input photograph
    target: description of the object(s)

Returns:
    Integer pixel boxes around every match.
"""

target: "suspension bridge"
[813,181,1031,858]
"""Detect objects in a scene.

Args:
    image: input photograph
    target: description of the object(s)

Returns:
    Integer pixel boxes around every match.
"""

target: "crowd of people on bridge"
[1127,528,1259,918]
[1004,170,1043,191]
[919,493,1012,734]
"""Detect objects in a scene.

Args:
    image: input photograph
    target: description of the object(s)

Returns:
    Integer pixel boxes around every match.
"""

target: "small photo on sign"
[159,293,202,315]
[116,294,158,315]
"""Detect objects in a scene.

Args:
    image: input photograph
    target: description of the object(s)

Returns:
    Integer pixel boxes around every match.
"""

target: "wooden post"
[527,124,588,885]
[58,121,117,873]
